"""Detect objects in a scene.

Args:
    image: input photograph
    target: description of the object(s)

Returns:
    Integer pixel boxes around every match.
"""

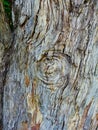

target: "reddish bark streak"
[79,101,92,129]
[31,124,40,130]
[25,74,30,87]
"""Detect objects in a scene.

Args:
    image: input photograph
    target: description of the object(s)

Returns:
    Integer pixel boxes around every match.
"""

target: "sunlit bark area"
[1,0,98,130]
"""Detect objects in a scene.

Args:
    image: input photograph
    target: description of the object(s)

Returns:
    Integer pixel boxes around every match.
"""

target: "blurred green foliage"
[2,0,13,31]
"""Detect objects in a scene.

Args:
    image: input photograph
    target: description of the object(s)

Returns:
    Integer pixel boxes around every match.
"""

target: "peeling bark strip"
[2,0,98,130]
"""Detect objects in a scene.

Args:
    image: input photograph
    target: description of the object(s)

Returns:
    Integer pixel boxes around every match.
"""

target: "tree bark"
[1,0,98,130]
[0,0,11,129]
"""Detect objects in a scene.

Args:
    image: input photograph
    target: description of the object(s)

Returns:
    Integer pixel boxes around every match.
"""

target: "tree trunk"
[0,0,11,129]
[1,0,98,130]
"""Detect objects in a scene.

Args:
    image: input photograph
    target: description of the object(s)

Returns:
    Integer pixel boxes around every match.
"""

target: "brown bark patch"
[31,123,40,130]
[96,113,98,121]
[27,94,42,127]
[25,74,30,87]
[21,121,28,130]
[79,100,92,129]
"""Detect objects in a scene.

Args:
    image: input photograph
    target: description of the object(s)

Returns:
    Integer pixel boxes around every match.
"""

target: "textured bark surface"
[1,0,98,130]
[0,0,11,129]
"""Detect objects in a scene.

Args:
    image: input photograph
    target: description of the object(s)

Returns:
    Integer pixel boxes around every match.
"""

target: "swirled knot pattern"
[36,52,70,88]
